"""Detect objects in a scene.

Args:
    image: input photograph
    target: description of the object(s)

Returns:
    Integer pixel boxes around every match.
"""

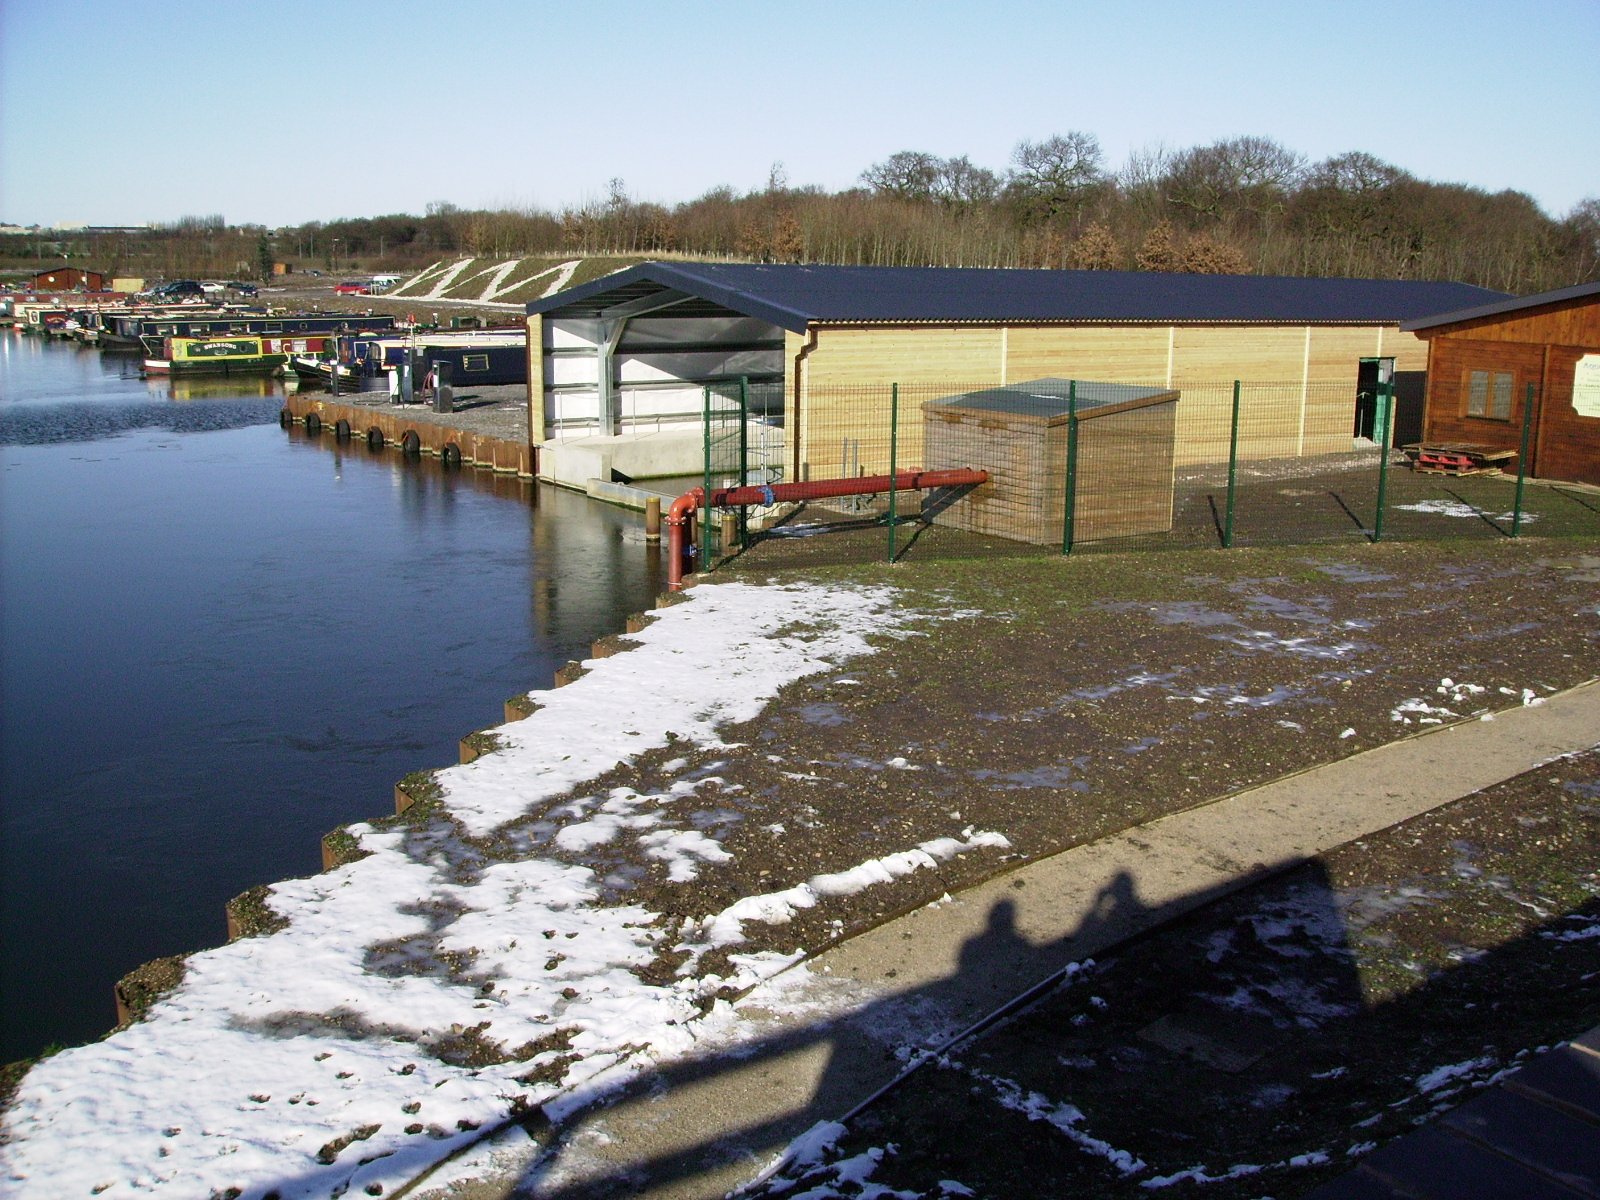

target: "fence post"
[1371,374,1395,543]
[701,386,714,569]
[738,376,750,549]
[888,383,899,563]
[1512,382,1535,537]
[1061,380,1079,555]
[1224,380,1241,548]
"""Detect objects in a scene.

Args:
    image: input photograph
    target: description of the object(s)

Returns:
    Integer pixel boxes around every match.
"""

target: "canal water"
[0,334,662,1063]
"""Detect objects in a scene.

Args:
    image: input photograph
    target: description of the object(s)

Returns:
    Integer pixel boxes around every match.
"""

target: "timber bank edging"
[281,395,534,477]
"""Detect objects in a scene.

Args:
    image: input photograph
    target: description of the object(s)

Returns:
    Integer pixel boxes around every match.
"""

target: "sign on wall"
[1575,354,1600,419]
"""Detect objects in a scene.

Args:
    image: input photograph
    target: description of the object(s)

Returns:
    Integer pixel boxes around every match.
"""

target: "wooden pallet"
[1401,442,1517,476]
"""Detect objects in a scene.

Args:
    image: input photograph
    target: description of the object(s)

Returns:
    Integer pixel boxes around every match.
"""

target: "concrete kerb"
[410,678,1600,1200]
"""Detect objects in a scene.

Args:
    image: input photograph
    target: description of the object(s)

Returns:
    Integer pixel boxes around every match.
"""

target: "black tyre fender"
[366,427,384,450]
[334,418,351,441]
[441,442,462,467]
[401,430,421,457]
[303,411,322,434]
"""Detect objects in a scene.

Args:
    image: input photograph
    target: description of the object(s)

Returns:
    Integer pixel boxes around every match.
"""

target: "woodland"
[8,134,1597,294]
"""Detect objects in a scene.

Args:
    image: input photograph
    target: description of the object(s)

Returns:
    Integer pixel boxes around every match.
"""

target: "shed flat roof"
[927,378,1178,422]
[1399,280,1600,332]
[527,262,1507,334]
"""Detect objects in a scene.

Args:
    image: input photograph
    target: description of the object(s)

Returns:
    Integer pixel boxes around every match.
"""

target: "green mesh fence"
[698,378,1598,576]
[699,379,786,565]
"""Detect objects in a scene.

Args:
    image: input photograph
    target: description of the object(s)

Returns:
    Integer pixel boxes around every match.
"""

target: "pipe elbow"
[667,489,703,526]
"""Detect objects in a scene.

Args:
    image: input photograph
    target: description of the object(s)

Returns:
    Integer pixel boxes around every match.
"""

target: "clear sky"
[3,0,1596,229]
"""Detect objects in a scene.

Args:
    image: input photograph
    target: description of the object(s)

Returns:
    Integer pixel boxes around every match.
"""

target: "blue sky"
[3,0,1596,228]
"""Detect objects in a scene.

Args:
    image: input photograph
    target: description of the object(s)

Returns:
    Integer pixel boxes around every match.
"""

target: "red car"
[334,280,370,296]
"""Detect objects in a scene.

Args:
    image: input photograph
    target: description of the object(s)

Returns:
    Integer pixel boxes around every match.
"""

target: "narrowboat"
[288,352,368,388]
[104,311,397,353]
[142,336,289,376]
[290,329,527,390]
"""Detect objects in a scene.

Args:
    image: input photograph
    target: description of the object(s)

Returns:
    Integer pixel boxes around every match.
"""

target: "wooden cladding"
[786,321,1419,477]
[1414,300,1600,349]
[795,322,1426,391]
[1421,336,1600,486]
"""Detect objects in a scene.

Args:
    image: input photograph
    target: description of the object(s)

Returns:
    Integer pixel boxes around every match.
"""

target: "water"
[0,334,662,1062]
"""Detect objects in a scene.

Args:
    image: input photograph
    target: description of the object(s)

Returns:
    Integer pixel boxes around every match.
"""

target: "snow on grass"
[1140,1149,1330,1189]
[1392,678,1520,724]
[1414,1055,1498,1094]
[1212,629,1369,660]
[443,582,900,838]
[1394,499,1536,523]
[691,831,1012,948]
[0,581,1015,1200]
[972,1067,1147,1176]
[1541,914,1600,941]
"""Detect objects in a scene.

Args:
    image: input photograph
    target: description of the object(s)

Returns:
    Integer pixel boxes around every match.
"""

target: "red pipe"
[664,467,987,590]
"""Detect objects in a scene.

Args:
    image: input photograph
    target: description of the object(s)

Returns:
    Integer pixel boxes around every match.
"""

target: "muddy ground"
[576,534,1600,981]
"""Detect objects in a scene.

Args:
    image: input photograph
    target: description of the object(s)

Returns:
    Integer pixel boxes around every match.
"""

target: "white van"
[368,274,402,292]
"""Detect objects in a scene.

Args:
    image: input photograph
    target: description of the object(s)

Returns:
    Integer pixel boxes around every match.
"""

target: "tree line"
[6,135,1597,293]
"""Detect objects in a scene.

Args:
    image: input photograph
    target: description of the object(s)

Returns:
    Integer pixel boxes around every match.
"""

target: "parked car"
[147,280,205,300]
[225,281,259,297]
[200,281,226,297]
[334,280,370,296]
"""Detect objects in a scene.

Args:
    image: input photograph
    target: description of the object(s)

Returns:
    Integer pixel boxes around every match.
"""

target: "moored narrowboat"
[143,336,289,376]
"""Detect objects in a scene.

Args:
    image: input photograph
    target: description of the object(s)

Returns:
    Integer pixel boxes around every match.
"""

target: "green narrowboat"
[142,336,289,376]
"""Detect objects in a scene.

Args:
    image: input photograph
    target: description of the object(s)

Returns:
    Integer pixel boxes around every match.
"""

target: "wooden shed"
[921,379,1180,544]
[1402,281,1600,486]
[28,266,107,292]
[525,264,1503,489]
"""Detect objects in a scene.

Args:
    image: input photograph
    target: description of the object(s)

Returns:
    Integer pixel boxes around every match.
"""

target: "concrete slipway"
[415,678,1600,1200]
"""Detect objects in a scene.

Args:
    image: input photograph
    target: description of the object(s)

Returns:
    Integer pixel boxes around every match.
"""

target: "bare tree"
[1118,143,1171,224]
[861,151,943,202]
[1290,151,1408,239]
[934,156,1001,207]
[1560,197,1600,284]
[1008,132,1107,221]
[1163,136,1304,226]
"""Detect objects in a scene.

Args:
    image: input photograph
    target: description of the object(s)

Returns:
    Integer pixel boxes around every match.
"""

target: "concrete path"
[413,680,1600,1200]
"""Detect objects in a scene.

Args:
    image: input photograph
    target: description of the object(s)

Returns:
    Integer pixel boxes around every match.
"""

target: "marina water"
[0,334,661,1063]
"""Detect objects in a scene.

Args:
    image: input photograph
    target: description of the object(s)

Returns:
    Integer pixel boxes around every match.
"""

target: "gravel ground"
[596,537,1600,981]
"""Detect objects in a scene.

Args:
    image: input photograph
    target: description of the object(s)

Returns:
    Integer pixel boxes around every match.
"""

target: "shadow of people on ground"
[448,866,1239,1200]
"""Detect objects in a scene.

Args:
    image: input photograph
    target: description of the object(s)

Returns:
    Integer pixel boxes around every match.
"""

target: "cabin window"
[462,354,490,372]
[1465,369,1514,421]
[264,323,282,333]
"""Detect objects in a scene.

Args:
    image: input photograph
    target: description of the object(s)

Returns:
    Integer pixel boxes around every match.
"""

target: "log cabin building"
[27,266,108,292]
[1401,281,1600,486]
[524,263,1503,487]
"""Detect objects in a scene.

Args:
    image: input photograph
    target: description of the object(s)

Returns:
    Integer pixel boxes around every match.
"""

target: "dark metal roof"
[527,262,1509,334]
[1400,279,1600,332]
